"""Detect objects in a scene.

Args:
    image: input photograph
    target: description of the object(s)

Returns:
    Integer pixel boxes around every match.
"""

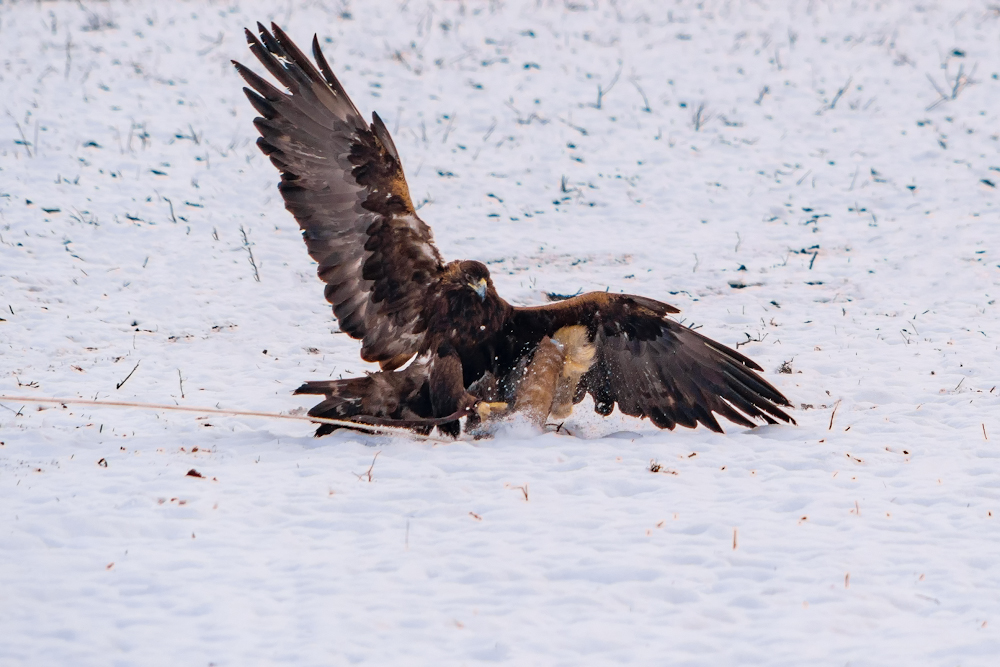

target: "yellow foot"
[476,401,509,421]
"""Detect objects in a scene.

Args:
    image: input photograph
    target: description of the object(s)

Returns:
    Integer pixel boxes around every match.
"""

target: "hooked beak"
[470,278,487,300]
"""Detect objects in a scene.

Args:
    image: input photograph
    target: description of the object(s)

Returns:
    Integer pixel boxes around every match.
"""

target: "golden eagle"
[233,24,794,436]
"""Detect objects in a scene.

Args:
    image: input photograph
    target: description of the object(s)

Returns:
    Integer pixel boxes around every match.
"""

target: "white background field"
[1,1,999,664]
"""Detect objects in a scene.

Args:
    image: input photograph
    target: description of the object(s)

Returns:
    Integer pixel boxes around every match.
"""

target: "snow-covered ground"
[2,0,999,664]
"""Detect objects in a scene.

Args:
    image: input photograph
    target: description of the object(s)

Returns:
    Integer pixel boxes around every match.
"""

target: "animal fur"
[549,325,597,420]
[509,326,596,426]
[512,336,564,426]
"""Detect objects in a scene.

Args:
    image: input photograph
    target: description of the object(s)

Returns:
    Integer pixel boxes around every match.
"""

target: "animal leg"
[512,336,565,427]
[549,325,596,419]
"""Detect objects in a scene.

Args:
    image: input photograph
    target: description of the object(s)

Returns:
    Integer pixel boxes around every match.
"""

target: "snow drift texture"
[1,1,999,664]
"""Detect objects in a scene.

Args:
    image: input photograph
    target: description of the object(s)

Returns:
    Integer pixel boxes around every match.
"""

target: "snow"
[2,0,999,664]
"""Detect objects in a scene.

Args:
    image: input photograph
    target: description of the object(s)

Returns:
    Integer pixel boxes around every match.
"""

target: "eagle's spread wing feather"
[234,23,442,370]
[508,293,794,432]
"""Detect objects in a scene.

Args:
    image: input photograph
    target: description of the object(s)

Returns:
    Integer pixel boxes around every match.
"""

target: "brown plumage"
[234,23,795,436]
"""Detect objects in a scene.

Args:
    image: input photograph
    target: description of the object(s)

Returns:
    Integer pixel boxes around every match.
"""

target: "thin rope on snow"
[0,395,441,441]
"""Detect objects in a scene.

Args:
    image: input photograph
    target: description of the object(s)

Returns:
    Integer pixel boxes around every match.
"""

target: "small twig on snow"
[828,399,841,430]
[239,225,261,282]
[926,62,977,111]
[441,114,456,143]
[558,116,588,136]
[692,102,709,131]
[355,451,381,482]
[8,112,32,157]
[508,483,529,501]
[629,76,651,112]
[827,76,852,110]
[735,331,767,349]
[116,362,140,390]
[591,60,623,110]
[65,34,73,79]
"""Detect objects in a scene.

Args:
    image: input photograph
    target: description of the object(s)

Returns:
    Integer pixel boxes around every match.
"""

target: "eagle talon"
[476,401,508,421]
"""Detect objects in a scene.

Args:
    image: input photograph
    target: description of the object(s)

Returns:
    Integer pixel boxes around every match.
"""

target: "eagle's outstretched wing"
[234,23,441,370]
[507,293,794,432]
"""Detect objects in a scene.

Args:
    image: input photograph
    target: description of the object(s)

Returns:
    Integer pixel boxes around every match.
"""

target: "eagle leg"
[428,348,479,438]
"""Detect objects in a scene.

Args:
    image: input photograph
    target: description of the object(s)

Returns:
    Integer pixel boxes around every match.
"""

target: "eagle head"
[458,260,491,301]
[433,260,505,341]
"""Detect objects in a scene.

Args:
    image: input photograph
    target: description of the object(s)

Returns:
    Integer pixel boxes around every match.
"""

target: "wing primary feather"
[270,24,356,120]
[310,34,362,116]
[718,357,790,406]
[236,54,342,139]
[252,24,354,135]
[662,367,724,431]
[647,407,677,430]
[702,337,764,371]
[710,399,758,429]
[271,23,326,84]
[242,86,277,120]
[690,402,724,433]
[721,370,794,423]
[246,27,297,92]
[234,60,287,104]
[371,111,401,162]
